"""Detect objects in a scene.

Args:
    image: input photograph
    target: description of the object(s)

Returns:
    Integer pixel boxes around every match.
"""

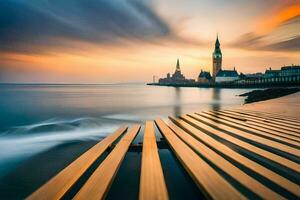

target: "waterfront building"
[262,65,300,83]
[212,34,222,81]
[237,72,263,84]
[215,68,239,83]
[167,73,170,79]
[280,65,300,76]
[264,65,300,78]
[172,59,186,81]
[211,35,241,83]
[155,32,299,86]
[264,68,280,78]
[158,59,195,84]
[243,73,264,78]
[198,70,212,83]
[237,65,300,84]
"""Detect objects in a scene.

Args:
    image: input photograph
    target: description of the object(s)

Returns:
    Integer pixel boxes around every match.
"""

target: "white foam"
[0,118,118,177]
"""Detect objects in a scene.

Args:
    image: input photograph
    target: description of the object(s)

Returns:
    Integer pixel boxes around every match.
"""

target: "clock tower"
[212,34,222,81]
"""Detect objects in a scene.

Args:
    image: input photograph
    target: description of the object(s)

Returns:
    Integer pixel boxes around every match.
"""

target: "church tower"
[175,58,181,73]
[212,34,222,81]
[172,58,185,80]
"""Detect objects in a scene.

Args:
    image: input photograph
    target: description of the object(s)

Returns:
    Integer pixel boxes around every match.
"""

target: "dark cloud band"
[0,0,171,54]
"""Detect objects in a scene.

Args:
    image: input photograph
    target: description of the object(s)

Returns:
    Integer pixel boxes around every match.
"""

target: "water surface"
[0,83,250,176]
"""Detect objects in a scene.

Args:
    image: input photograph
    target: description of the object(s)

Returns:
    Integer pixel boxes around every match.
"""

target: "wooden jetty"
[27,108,300,200]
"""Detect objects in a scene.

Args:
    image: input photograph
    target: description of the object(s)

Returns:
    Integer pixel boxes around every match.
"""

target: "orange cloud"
[256,3,300,34]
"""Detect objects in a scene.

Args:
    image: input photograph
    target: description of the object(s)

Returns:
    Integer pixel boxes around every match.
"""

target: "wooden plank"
[205,111,300,142]
[222,110,300,134]
[226,110,300,131]
[139,121,168,200]
[223,110,300,136]
[177,115,300,173]
[169,116,300,197]
[155,119,245,200]
[215,111,300,138]
[197,112,300,147]
[74,125,141,200]
[187,113,300,158]
[232,110,300,130]
[204,111,300,143]
[181,115,300,173]
[224,109,300,133]
[235,109,300,123]
[27,126,128,200]
[167,120,283,199]
[232,109,300,127]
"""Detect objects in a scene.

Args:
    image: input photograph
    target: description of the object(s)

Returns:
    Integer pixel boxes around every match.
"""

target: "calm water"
[0,83,250,176]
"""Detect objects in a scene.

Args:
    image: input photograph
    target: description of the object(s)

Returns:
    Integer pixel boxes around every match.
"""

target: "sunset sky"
[0,0,299,83]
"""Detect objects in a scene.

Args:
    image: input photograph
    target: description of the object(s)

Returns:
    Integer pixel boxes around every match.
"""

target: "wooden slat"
[155,119,245,200]
[235,109,300,123]
[232,109,300,127]
[189,114,300,156]
[204,111,300,143]
[139,121,168,200]
[74,125,141,200]
[27,126,128,200]
[196,112,300,148]
[187,113,300,158]
[224,109,300,133]
[169,116,300,197]
[222,110,300,134]
[215,111,300,138]
[226,110,300,131]
[178,115,300,173]
[167,120,283,199]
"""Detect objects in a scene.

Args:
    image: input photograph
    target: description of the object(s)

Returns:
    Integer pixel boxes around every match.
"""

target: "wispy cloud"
[0,0,171,54]
[262,36,300,51]
[229,2,300,52]
[255,2,300,34]
[230,28,300,52]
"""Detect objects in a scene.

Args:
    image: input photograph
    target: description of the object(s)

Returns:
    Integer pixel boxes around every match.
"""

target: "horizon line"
[0,82,147,85]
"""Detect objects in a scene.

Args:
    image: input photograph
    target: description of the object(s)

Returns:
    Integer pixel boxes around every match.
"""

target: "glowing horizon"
[0,0,299,83]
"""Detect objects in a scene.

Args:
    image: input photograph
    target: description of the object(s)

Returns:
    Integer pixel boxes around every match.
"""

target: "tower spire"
[215,33,220,47]
[212,33,222,82]
[176,58,180,72]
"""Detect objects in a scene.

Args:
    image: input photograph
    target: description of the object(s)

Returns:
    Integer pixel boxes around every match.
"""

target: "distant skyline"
[0,0,299,83]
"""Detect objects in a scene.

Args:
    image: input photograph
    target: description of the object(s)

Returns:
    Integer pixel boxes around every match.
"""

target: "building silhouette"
[237,65,300,85]
[172,59,186,81]
[264,66,300,78]
[198,70,212,83]
[154,33,299,87]
[215,67,239,83]
[211,34,240,83]
[158,59,194,84]
[212,34,222,81]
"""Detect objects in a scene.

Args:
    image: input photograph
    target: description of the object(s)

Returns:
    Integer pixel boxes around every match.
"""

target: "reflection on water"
[0,83,250,176]
[211,88,221,111]
[174,88,182,117]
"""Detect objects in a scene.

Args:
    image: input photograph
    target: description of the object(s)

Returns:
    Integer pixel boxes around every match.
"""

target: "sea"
[0,83,251,199]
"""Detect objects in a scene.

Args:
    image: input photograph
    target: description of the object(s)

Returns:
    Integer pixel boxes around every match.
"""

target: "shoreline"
[240,90,300,118]
[239,87,300,104]
[147,82,300,89]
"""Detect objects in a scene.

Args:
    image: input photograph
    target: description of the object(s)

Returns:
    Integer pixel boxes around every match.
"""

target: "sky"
[0,0,299,83]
